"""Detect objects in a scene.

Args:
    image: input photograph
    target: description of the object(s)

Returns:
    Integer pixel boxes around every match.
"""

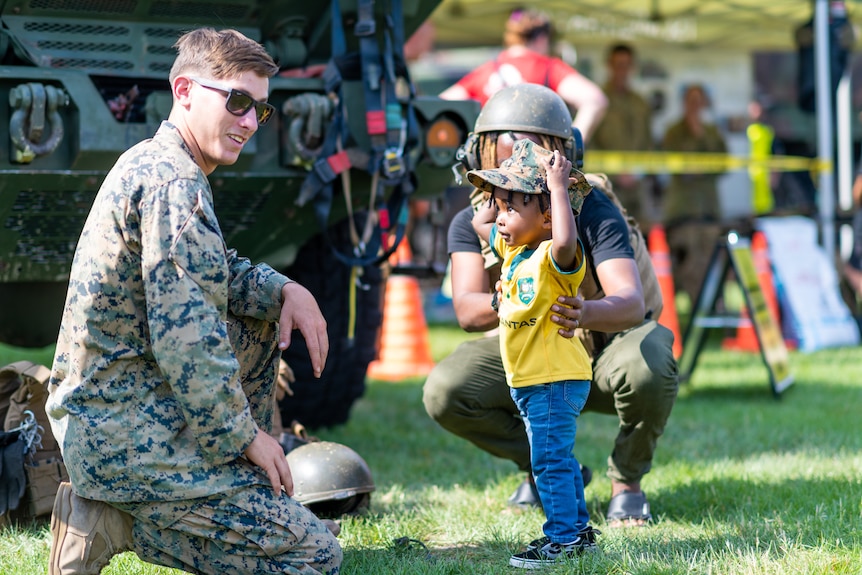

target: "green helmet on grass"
[286,441,375,519]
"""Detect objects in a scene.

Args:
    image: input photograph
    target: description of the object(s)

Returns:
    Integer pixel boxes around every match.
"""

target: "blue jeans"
[510,380,591,543]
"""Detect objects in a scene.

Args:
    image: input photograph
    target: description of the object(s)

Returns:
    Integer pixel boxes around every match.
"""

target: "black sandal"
[606,490,652,526]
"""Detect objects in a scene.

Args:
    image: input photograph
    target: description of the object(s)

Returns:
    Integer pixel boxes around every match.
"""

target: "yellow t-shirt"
[492,228,593,388]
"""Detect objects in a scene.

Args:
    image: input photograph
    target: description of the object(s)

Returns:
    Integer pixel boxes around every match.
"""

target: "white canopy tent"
[429,0,862,262]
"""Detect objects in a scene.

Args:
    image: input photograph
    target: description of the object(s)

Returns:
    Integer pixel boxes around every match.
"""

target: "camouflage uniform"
[46,122,341,574]
[591,83,655,231]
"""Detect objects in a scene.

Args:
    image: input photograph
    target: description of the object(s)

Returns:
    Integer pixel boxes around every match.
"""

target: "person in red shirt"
[440,8,607,143]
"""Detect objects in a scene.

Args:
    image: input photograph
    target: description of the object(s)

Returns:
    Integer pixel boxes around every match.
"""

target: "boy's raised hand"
[542,150,573,195]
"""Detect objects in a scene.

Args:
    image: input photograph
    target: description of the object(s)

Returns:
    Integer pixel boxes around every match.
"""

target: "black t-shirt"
[447,189,634,273]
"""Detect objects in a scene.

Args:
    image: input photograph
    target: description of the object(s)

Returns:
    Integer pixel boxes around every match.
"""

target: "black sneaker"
[509,526,600,569]
[523,536,550,552]
[580,464,592,488]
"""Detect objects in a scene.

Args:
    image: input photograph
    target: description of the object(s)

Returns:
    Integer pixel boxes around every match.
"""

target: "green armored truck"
[0,0,478,427]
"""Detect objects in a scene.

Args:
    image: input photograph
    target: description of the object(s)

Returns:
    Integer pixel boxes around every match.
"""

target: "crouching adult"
[423,83,679,526]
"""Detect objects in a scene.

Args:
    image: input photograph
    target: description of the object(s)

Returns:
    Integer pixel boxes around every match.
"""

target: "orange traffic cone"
[366,239,436,381]
[648,225,683,359]
[723,230,786,352]
[721,307,758,351]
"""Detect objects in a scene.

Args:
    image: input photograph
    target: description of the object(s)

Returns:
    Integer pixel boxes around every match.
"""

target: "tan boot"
[321,518,341,537]
[49,481,134,575]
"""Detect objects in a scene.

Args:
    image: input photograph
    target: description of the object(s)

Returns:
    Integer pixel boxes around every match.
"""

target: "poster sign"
[679,233,794,396]
[756,216,860,351]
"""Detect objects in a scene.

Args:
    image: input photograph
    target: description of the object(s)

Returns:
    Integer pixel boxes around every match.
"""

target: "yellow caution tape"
[584,151,832,175]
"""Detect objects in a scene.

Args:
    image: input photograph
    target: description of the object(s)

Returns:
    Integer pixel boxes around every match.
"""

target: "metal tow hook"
[9,82,70,163]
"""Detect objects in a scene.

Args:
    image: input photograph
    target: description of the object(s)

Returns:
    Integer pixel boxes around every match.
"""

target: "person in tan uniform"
[591,43,657,233]
[661,83,728,305]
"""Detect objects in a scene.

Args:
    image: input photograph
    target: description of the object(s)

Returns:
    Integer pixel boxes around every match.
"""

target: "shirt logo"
[517,277,535,305]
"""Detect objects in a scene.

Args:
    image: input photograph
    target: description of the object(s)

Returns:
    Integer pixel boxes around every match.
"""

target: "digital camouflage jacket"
[47,122,288,503]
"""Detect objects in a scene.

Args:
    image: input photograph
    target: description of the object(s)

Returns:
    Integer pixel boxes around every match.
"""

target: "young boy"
[468,139,599,569]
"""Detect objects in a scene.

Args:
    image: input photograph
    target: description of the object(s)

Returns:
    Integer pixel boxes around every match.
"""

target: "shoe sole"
[509,556,554,569]
[510,545,597,569]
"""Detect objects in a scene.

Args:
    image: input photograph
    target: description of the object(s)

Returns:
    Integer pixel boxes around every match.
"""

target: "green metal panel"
[0,0,480,346]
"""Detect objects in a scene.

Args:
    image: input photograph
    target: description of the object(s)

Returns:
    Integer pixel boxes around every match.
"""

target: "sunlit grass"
[3,324,862,574]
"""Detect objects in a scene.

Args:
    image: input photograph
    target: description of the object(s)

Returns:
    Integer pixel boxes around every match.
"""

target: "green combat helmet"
[475,83,574,140]
[286,441,375,519]
[467,139,592,214]
[455,83,584,174]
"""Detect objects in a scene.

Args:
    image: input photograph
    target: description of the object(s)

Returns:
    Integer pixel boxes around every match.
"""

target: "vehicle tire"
[278,216,384,429]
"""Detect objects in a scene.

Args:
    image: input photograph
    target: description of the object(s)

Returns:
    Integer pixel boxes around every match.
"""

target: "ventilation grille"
[5,189,97,265]
[25,0,251,19]
[3,187,274,265]
[213,188,271,236]
[150,1,250,19]
[29,0,137,14]
[3,2,259,77]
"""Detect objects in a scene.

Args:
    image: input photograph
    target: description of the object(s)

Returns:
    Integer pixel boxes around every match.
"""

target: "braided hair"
[478,131,568,214]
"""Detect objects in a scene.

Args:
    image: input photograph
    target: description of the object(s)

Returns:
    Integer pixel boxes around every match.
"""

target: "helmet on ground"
[286,440,375,518]
[474,83,573,139]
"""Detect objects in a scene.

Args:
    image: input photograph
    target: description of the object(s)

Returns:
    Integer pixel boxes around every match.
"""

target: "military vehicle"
[0,0,479,428]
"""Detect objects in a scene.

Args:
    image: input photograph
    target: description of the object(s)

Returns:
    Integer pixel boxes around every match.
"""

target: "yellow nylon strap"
[584,150,832,175]
[348,266,358,341]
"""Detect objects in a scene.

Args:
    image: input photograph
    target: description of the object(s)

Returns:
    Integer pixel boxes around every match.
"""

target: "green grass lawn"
[2,323,861,574]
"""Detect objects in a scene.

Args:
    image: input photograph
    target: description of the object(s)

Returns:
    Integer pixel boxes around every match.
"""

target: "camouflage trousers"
[115,484,341,575]
[115,314,342,574]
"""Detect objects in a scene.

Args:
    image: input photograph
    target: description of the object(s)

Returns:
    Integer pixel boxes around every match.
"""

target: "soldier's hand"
[245,429,294,496]
[550,293,585,338]
[279,282,329,378]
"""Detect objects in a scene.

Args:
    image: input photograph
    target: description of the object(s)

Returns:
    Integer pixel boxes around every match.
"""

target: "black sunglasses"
[189,76,275,126]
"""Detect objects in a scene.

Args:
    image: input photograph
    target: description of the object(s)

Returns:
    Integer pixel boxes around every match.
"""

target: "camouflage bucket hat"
[466,139,592,213]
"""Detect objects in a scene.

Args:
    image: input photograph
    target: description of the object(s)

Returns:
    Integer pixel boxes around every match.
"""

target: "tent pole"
[837,61,853,262]
[814,0,836,261]
[837,70,852,213]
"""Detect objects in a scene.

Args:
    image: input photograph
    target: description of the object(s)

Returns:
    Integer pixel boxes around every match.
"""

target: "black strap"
[296,0,416,267]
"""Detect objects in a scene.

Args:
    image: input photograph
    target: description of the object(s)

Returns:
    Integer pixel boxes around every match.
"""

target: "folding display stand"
[677,232,794,396]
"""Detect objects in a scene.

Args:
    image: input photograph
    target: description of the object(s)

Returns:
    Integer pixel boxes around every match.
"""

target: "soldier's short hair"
[170,27,278,84]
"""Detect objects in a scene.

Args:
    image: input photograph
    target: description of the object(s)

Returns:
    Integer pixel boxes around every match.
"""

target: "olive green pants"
[422,320,679,483]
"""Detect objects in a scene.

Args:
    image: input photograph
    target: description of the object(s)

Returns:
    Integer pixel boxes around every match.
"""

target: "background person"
[46,28,341,575]
[746,97,781,216]
[423,83,679,528]
[591,42,657,233]
[660,83,728,306]
[439,7,607,143]
[470,141,599,568]
[845,163,862,303]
